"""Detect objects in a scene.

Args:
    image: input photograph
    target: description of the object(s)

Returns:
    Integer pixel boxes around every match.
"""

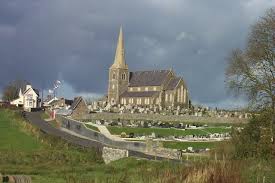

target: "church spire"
[111,26,128,69]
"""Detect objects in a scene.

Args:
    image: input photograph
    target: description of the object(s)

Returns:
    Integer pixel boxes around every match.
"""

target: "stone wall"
[57,115,147,152]
[83,112,248,124]
[102,147,128,164]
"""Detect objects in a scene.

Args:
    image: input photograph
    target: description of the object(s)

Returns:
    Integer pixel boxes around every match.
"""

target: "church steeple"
[108,26,129,105]
[111,26,128,69]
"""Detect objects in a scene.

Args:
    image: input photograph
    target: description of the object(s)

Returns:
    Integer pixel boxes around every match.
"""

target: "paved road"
[25,112,103,150]
[25,112,182,162]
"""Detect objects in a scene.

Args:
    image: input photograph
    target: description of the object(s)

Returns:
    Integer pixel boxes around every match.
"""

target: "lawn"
[1,109,273,183]
[0,109,42,151]
[107,126,231,137]
[0,109,190,183]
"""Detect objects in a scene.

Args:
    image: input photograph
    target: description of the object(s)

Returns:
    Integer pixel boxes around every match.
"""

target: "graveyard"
[84,118,233,152]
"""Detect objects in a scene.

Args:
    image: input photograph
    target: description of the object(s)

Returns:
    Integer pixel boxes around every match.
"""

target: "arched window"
[122,73,126,80]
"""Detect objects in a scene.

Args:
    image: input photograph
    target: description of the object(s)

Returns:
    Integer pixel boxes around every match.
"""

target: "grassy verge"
[40,112,60,128]
[0,109,42,152]
[107,126,231,137]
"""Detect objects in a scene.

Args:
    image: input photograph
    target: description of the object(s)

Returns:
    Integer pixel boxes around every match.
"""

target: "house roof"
[166,77,181,90]
[120,91,160,98]
[65,99,73,106]
[129,70,171,87]
[70,97,86,110]
[24,87,39,96]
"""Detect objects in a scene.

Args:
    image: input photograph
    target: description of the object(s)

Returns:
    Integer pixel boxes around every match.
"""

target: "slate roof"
[65,99,73,106]
[70,97,83,110]
[166,77,181,90]
[129,70,170,87]
[120,91,160,98]
[24,87,39,96]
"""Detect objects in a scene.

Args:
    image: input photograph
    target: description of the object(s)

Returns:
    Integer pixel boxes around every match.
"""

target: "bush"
[121,132,127,138]
[232,110,273,160]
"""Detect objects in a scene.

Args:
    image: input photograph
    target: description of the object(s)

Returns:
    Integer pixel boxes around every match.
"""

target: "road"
[25,112,103,150]
[25,112,182,162]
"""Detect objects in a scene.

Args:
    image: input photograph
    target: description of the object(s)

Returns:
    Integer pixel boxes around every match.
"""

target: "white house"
[11,85,40,111]
[10,89,24,107]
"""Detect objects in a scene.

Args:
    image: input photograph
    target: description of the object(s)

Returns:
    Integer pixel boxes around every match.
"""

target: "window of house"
[112,73,116,79]
[165,94,168,101]
[145,87,148,91]
[130,88,133,91]
[112,84,115,90]
[138,87,141,91]
[170,94,173,102]
[153,87,157,91]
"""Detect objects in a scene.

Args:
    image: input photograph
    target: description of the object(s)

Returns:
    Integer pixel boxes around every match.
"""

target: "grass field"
[107,126,231,137]
[1,109,274,183]
[0,109,42,151]
[0,109,194,183]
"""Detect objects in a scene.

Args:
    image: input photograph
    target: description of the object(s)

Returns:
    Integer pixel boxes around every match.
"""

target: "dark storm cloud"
[0,0,274,106]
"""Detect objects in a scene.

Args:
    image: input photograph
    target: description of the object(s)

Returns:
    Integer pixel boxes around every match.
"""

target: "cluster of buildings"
[4,28,251,121]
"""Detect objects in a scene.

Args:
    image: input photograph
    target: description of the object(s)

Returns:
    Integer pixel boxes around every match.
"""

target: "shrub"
[232,110,273,160]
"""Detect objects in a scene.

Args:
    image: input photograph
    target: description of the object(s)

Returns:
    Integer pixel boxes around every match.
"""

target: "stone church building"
[108,27,189,108]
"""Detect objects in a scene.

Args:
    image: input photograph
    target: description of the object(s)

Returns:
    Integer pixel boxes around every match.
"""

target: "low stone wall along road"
[25,112,182,162]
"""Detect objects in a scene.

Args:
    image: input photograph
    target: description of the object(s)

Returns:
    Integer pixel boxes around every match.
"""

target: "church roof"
[129,70,170,87]
[120,91,159,98]
[166,77,181,90]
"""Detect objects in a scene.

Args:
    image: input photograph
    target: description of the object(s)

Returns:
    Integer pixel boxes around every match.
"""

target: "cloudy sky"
[0,0,274,108]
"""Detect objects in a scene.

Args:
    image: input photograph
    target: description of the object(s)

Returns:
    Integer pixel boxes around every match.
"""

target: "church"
[108,27,189,108]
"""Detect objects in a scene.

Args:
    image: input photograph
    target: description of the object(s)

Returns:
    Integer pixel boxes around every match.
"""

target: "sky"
[0,0,274,108]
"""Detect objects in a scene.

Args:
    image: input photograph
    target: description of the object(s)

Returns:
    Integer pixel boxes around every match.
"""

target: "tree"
[2,80,30,101]
[225,8,275,141]
[232,110,272,159]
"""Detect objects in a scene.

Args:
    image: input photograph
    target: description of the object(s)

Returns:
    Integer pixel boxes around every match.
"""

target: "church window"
[122,73,126,80]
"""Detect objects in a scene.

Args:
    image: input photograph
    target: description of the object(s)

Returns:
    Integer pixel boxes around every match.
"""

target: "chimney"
[26,85,32,91]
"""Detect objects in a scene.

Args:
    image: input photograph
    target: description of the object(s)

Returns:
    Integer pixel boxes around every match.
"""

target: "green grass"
[0,109,42,151]
[107,126,231,137]
[85,124,99,132]
[0,109,192,183]
[41,112,50,120]
[1,109,273,183]
[163,141,222,150]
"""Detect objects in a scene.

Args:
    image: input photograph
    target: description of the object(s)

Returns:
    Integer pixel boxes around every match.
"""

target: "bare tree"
[2,80,30,101]
[226,8,275,141]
